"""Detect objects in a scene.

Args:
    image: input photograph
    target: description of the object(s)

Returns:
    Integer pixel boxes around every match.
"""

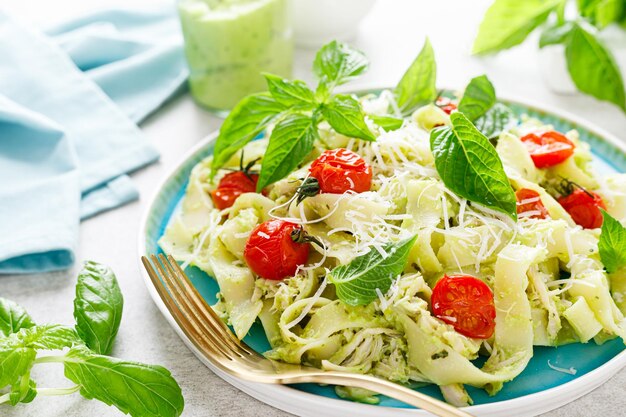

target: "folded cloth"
[0,7,187,273]
[0,96,80,274]
[48,7,188,123]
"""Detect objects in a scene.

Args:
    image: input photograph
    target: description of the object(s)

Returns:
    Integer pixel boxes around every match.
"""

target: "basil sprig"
[211,41,376,189]
[431,112,517,220]
[0,262,184,417]
[329,236,417,306]
[473,0,626,112]
[599,210,626,274]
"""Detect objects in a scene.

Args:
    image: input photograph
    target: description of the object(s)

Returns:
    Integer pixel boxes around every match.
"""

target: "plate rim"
[138,88,626,417]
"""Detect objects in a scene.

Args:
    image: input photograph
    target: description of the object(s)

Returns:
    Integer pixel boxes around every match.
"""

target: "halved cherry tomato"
[515,188,549,219]
[309,148,372,194]
[436,97,457,115]
[211,171,259,210]
[520,131,575,168]
[558,188,606,229]
[431,274,496,339]
[244,219,310,280]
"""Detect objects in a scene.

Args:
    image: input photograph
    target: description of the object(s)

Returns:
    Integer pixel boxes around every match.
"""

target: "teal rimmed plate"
[139,90,626,417]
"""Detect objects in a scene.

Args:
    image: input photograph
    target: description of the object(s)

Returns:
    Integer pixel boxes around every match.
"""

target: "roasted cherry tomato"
[211,171,259,210]
[435,97,457,115]
[244,219,310,280]
[431,274,496,339]
[558,188,606,229]
[515,188,549,219]
[520,131,575,168]
[309,148,372,194]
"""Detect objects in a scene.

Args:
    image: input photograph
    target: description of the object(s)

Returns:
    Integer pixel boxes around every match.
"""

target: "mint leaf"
[321,94,376,141]
[431,112,517,220]
[539,22,575,48]
[473,0,561,54]
[313,41,369,89]
[264,74,316,108]
[458,75,496,121]
[64,346,184,417]
[370,115,404,131]
[257,114,318,191]
[211,93,286,175]
[565,22,626,111]
[0,298,34,337]
[599,210,626,273]
[329,236,417,306]
[394,37,437,115]
[74,261,123,355]
[473,103,516,139]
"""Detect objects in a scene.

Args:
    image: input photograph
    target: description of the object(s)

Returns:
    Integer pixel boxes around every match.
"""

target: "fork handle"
[288,373,474,417]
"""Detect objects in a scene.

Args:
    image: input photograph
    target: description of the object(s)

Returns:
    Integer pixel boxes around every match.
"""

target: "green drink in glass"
[178,0,293,115]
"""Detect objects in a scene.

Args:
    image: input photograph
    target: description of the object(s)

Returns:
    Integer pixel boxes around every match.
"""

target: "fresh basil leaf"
[430,112,517,220]
[599,210,626,273]
[264,73,316,108]
[329,236,417,306]
[320,94,376,141]
[313,41,369,89]
[473,103,517,139]
[64,346,184,417]
[8,375,36,406]
[594,0,625,28]
[539,21,575,48]
[0,298,34,337]
[211,93,286,175]
[0,344,36,388]
[370,115,404,132]
[394,37,437,115]
[458,75,497,121]
[74,261,123,355]
[579,0,625,28]
[473,0,561,54]
[565,22,626,111]
[0,324,77,389]
[257,114,318,191]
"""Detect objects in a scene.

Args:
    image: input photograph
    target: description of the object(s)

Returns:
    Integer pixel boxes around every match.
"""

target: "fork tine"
[166,254,258,357]
[152,255,236,360]
[145,255,229,360]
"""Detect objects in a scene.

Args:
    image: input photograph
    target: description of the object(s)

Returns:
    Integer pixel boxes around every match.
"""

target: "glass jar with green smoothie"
[178,0,293,115]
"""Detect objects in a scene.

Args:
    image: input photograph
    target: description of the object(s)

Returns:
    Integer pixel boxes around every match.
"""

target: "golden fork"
[142,254,475,417]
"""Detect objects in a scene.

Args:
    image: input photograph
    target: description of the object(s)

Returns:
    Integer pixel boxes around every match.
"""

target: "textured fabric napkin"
[0,8,187,273]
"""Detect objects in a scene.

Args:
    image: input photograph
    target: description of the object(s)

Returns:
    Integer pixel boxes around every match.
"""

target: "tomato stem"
[557,176,594,199]
[290,226,324,249]
[295,177,321,205]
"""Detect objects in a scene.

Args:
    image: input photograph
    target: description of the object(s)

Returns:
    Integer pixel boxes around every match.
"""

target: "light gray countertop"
[1,0,626,416]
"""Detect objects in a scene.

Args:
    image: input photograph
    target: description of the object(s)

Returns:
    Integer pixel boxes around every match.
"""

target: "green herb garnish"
[458,75,496,121]
[211,41,375,188]
[599,210,626,274]
[394,37,437,115]
[329,236,417,306]
[0,261,184,417]
[430,112,517,220]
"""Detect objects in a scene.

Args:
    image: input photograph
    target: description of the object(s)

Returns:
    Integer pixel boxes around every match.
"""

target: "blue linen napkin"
[0,8,187,273]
